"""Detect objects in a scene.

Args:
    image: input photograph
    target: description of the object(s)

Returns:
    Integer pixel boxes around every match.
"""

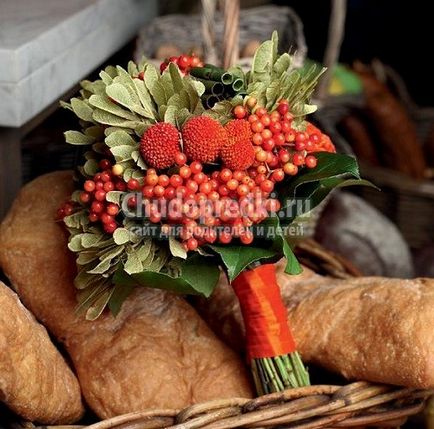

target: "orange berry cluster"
[131,159,281,251]
[234,98,336,182]
[58,159,127,234]
[159,54,203,75]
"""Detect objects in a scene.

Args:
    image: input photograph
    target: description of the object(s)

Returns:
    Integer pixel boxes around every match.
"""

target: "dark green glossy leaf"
[208,244,278,282]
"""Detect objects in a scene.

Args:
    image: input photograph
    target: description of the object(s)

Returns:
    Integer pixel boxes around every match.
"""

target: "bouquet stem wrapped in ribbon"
[233,264,309,394]
[59,33,372,395]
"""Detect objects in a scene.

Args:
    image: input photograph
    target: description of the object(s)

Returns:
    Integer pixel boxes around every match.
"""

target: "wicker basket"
[315,64,434,250]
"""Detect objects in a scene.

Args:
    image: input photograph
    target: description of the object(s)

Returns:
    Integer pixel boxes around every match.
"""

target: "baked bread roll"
[199,260,434,388]
[0,281,83,423]
[0,171,252,419]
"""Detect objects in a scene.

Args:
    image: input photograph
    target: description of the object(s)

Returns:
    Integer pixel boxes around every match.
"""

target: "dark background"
[280,0,432,106]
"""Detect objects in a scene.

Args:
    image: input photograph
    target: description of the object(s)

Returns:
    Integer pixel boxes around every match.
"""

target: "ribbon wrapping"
[231,264,296,361]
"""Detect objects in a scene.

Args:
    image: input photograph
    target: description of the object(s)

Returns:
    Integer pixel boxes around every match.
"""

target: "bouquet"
[59,33,370,395]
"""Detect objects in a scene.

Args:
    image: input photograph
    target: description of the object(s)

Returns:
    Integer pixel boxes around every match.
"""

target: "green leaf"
[64,130,94,145]
[89,94,138,121]
[105,130,137,148]
[113,254,219,297]
[86,287,115,320]
[83,159,99,176]
[208,244,278,282]
[105,191,125,205]
[110,144,135,162]
[169,236,187,259]
[169,62,184,94]
[71,98,94,122]
[113,228,131,245]
[108,282,135,316]
[286,152,360,196]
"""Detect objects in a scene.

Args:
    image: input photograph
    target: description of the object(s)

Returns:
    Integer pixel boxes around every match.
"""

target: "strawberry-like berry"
[140,122,180,169]
[221,119,255,170]
[182,116,228,163]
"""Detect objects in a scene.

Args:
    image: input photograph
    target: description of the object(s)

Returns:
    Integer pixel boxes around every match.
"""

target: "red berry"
[219,168,232,182]
[277,102,289,115]
[251,121,264,133]
[305,155,318,169]
[260,180,274,193]
[146,174,159,186]
[95,181,104,190]
[199,182,212,194]
[115,180,127,191]
[295,132,307,143]
[271,169,285,182]
[104,222,117,234]
[218,185,230,196]
[142,185,154,198]
[99,159,111,170]
[91,201,104,213]
[179,166,191,179]
[170,174,183,187]
[175,152,187,166]
[252,133,263,146]
[95,190,106,201]
[219,230,232,244]
[158,175,170,187]
[178,55,190,69]
[84,180,95,192]
[262,138,275,152]
[186,180,198,193]
[190,161,203,174]
[193,172,206,184]
[89,213,99,222]
[103,181,115,192]
[168,56,178,65]
[269,121,281,134]
[226,179,239,191]
[274,133,286,146]
[101,213,114,224]
[237,184,250,196]
[204,228,217,243]
[248,114,259,123]
[285,131,296,142]
[281,121,292,133]
[240,229,254,245]
[255,107,267,117]
[233,105,247,119]
[80,192,91,203]
[186,237,198,251]
[190,55,201,67]
[106,203,119,216]
[101,172,111,183]
[153,185,165,197]
[255,150,267,162]
[128,178,140,190]
[283,162,298,175]
[295,140,306,151]
[293,153,305,166]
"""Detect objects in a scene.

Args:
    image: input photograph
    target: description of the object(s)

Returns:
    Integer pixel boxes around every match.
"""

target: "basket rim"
[74,382,433,429]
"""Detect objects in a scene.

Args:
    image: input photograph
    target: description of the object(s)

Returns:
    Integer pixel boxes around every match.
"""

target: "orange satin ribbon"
[231,264,296,361]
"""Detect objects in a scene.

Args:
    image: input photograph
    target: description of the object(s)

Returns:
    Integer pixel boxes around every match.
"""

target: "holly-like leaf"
[113,254,219,297]
[208,244,278,282]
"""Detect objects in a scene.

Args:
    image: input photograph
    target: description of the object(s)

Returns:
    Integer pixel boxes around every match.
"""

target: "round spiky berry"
[221,119,254,170]
[182,116,228,163]
[140,122,180,169]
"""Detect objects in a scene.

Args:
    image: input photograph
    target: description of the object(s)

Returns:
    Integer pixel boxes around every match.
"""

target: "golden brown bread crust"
[0,171,253,419]
[0,282,84,423]
[200,260,434,388]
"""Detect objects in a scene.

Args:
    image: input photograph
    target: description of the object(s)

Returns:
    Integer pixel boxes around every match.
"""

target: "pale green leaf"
[169,236,187,259]
[64,130,94,145]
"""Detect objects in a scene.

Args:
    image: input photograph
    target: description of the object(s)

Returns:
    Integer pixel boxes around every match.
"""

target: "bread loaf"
[315,192,414,278]
[0,282,84,423]
[199,260,434,388]
[0,172,253,419]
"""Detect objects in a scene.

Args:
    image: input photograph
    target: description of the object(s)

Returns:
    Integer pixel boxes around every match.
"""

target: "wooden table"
[0,0,157,218]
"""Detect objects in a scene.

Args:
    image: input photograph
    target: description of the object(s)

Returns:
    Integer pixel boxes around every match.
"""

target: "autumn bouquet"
[59,33,368,395]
